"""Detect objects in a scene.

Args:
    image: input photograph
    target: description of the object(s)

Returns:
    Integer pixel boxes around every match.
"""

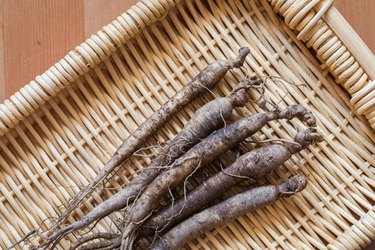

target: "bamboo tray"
[0,0,374,249]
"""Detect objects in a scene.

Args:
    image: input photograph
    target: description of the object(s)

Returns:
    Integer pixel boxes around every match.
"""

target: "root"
[269,104,317,127]
[258,75,307,87]
[101,158,132,189]
[137,128,318,240]
[231,76,264,103]
[152,176,307,249]
[293,127,322,149]
[69,232,119,250]
[75,217,104,238]
[7,216,59,249]
[272,92,289,111]
[21,48,252,250]
[148,160,205,237]
[149,231,162,249]
[134,165,171,173]
[7,229,39,250]
[133,210,154,225]
[128,185,149,212]
[220,163,256,182]
[120,231,137,250]
[133,142,168,158]
[196,82,219,99]
[120,158,203,249]
[220,111,229,138]
[239,74,307,110]
[44,184,142,250]
[168,187,175,216]
[147,187,189,244]
[76,238,119,250]
[245,137,302,148]
[174,155,199,166]
[183,158,202,204]
[56,183,127,192]
[228,47,251,68]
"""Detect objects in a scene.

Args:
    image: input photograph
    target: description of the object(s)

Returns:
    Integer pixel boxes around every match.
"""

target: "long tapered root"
[152,176,308,250]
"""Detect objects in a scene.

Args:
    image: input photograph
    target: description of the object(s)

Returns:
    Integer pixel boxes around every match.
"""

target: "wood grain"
[83,0,138,38]
[334,0,375,55]
[2,0,84,98]
[0,1,4,101]
[0,0,138,101]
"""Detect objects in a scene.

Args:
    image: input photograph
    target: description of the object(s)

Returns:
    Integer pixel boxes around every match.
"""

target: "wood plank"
[83,0,139,38]
[334,0,375,53]
[0,0,5,101]
[2,0,84,100]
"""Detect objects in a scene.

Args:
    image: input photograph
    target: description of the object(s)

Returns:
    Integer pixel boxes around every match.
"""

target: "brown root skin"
[44,78,259,248]
[120,105,315,249]
[139,128,321,237]
[276,105,316,127]
[291,127,322,153]
[228,77,262,107]
[227,47,250,68]
[151,175,307,250]
[278,175,307,197]
[54,47,250,231]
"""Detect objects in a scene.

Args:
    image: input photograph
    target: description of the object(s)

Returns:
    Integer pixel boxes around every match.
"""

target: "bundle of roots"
[13,47,323,250]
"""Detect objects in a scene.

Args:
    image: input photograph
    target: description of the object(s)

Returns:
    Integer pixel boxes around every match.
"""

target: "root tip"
[281,175,307,196]
[229,47,250,68]
[294,127,323,149]
[238,47,250,58]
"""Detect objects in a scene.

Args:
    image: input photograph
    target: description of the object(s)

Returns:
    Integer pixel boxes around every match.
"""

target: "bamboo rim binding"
[268,0,375,129]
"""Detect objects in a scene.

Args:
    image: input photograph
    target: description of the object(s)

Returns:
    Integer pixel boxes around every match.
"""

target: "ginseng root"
[140,128,322,237]
[152,175,308,250]
[56,47,250,228]
[45,77,261,247]
[120,105,316,249]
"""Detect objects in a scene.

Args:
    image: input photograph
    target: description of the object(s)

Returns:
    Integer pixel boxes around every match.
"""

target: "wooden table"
[0,1,373,249]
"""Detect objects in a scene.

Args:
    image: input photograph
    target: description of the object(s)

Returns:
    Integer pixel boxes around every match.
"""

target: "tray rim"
[322,4,375,80]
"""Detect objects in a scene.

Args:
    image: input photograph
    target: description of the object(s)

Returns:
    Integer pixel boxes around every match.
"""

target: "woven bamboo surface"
[0,0,374,249]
